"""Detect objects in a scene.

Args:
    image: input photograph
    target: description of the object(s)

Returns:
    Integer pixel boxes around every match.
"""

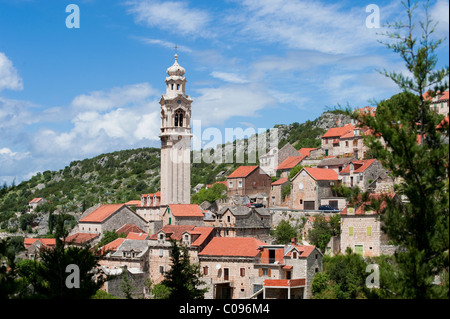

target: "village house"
[340,193,397,257]
[23,238,56,260]
[213,206,272,241]
[339,159,383,192]
[198,236,267,299]
[270,177,289,207]
[290,167,339,210]
[198,237,322,299]
[256,240,322,299]
[135,192,161,222]
[321,124,354,157]
[97,237,150,299]
[147,225,215,286]
[77,204,148,238]
[276,155,307,178]
[259,143,300,177]
[27,197,47,213]
[226,166,271,206]
[161,204,205,226]
[424,90,449,116]
[317,157,355,173]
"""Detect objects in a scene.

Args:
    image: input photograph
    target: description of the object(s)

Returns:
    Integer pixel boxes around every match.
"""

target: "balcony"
[263,278,305,288]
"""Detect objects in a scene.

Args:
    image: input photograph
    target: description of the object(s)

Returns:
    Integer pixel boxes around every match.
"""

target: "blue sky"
[0,0,449,185]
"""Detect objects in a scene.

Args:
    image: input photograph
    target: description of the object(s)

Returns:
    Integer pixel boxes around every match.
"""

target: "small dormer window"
[292,251,298,259]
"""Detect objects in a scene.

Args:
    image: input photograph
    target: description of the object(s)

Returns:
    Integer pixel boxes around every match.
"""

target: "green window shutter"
[367,227,372,236]
[349,226,353,236]
[169,217,172,225]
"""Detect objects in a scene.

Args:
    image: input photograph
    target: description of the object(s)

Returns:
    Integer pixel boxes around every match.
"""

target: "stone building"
[259,143,300,177]
[290,167,339,210]
[321,124,354,157]
[27,197,47,213]
[339,159,383,192]
[226,166,271,206]
[198,237,266,299]
[270,177,289,207]
[214,206,272,241]
[161,204,205,226]
[424,90,449,116]
[198,237,322,299]
[317,156,355,173]
[135,192,161,222]
[340,193,397,257]
[77,204,148,238]
[147,225,215,286]
[257,241,322,299]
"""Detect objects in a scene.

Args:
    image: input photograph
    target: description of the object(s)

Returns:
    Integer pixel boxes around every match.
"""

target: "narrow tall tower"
[159,54,192,206]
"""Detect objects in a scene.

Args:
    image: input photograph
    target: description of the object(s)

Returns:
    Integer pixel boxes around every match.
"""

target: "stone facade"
[270,178,289,207]
[339,159,383,192]
[227,166,271,204]
[290,168,338,210]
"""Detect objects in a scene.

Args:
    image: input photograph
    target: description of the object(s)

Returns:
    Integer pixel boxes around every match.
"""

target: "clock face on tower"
[177,100,182,104]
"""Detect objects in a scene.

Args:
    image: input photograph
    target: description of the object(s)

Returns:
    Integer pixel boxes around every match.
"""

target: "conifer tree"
[349,0,449,298]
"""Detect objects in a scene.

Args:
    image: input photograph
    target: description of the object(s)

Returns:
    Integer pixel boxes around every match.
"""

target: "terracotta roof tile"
[64,233,99,245]
[227,165,259,178]
[126,232,148,240]
[277,156,306,170]
[198,237,266,257]
[322,124,354,138]
[304,167,338,180]
[79,204,124,223]
[272,177,289,186]
[298,148,317,157]
[168,204,204,217]
[24,238,56,248]
[340,159,376,174]
[116,224,146,235]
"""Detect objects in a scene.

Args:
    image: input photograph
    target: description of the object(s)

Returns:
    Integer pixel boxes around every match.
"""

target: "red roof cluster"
[322,124,354,138]
[79,204,124,223]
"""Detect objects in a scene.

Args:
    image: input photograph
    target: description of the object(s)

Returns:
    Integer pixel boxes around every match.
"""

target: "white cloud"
[126,0,212,38]
[210,71,249,84]
[430,0,450,37]
[229,0,390,55]
[71,82,158,112]
[192,83,277,126]
[0,52,23,92]
[137,37,193,53]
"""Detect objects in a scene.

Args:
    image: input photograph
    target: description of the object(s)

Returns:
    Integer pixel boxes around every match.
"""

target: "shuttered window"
[349,226,354,236]
[367,227,372,236]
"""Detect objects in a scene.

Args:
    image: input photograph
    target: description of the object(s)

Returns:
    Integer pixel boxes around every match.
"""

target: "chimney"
[291,237,297,244]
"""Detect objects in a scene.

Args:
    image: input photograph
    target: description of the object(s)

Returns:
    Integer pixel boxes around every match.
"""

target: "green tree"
[191,183,227,204]
[347,0,449,298]
[270,220,298,244]
[0,237,19,299]
[160,239,207,299]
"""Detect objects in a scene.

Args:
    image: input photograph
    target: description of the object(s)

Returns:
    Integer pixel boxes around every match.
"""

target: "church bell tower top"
[167,53,185,77]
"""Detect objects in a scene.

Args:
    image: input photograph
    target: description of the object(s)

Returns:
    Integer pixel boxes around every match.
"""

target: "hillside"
[0,111,351,234]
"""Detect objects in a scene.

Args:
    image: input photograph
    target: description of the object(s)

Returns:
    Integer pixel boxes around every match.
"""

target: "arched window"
[174,110,184,127]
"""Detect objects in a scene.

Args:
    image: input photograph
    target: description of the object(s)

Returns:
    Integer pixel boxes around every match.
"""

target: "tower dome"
[167,54,185,77]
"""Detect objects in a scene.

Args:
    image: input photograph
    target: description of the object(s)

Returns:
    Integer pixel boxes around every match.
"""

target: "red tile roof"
[24,238,56,248]
[168,204,204,217]
[198,237,266,257]
[98,238,125,253]
[29,198,43,204]
[64,233,99,245]
[322,124,354,138]
[423,90,449,101]
[189,227,215,247]
[277,155,306,170]
[227,165,259,178]
[79,204,124,223]
[304,167,338,180]
[116,224,146,236]
[272,177,289,186]
[125,200,141,206]
[340,159,376,174]
[298,148,317,157]
[149,225,196,241]
[126,232,148,240]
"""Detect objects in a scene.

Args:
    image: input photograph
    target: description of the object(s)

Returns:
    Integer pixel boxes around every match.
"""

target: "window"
[159,266,164,274]
[228,181,233,188]
[171,83,174,90]
[227,215,231,223]
[224,268,229,281]
[203,266,208,275]
[367,227,372,236]
[238,180,242,188]
[349,226,354,236]
[174,110,184,127]
[177,84,180,90]
[159,249,163,257]
[292,251,297,259]
[240,268,245,277]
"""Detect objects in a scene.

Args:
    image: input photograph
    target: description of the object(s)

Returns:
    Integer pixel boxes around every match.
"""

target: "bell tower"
[159,54,192,206]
